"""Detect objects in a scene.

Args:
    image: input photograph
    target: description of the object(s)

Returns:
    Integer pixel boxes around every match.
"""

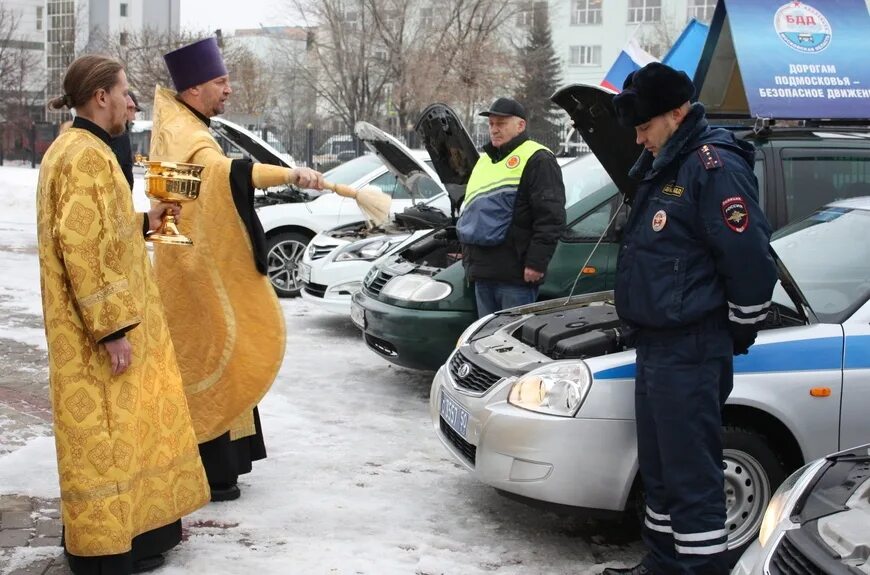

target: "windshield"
[561,154,617,207]
[771,206,870,323]
[321,155,383,185]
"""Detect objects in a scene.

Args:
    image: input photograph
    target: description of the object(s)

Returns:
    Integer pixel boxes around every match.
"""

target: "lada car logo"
[774,2,832,53]
[457,363,472,378]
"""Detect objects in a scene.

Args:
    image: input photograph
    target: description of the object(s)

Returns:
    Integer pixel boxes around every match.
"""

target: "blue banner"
[725,0,870,118]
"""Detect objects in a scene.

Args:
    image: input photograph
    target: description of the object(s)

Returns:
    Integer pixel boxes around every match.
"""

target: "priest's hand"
[288,167,324,190]
[147,202,182,232]
[104,336,132,375]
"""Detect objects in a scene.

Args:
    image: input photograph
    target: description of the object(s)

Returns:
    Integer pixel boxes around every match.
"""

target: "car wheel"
[626,426,788,563]
[722,426,788,558]
[266,232,310,298]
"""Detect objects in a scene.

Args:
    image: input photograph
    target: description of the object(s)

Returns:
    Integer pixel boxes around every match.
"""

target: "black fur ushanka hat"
[612,62,695,127]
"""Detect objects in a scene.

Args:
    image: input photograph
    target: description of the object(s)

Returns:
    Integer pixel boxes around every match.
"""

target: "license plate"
[439,390,470,438]
[350,302,366,330]
[299,262,311,284]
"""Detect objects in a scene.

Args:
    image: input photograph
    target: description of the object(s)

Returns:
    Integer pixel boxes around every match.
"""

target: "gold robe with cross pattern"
[149,86,286,443]
[36,127,210,557]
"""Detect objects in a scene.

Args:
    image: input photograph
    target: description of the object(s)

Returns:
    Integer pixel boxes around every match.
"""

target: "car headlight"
[307,243,318,259]
[335,236,405,262]
[758,458,827,547]
[508,361,592,417]
[380,274,452,302]
[456,316,491,348]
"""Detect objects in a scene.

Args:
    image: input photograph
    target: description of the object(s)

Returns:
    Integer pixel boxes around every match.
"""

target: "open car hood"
[550,84,642,200]
[354,121,446,203]
[414,103,480,212]
[211,117,292,167]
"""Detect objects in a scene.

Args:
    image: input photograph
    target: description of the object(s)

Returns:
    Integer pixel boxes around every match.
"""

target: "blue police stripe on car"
[593,336,868,380]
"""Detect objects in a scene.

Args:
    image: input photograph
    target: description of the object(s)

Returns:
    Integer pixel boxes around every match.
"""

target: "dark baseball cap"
[479,97,526,120]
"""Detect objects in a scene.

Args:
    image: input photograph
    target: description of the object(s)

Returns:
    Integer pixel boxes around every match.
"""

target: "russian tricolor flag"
[600,38,658,92]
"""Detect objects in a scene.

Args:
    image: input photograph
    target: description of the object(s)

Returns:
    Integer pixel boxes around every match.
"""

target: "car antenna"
[565,196,629,305]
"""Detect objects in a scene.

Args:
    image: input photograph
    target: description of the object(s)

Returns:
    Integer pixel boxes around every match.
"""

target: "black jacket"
[615,103,777,350]
[462,133,566,284]
[109,127,134,191]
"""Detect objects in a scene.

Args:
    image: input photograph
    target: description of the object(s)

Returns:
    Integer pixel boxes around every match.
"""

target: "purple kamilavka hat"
[163,37,228,92]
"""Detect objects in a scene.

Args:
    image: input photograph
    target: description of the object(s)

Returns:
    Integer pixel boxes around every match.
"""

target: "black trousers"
[635,322,734,575]
[63,520,181,575]
[198,406,267,487]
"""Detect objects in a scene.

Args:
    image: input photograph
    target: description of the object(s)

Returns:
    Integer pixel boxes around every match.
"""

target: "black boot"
[132,554,166,573]
[600,564,653,575]
[210,483,241,502]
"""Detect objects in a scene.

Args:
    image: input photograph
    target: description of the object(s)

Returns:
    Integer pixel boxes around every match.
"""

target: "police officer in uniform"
[458,97,565,317]
[604,63,777,575]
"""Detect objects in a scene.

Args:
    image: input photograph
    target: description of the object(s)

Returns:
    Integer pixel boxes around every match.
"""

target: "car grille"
[303,282,327,298]
[310,244,338,260]
[769,534,824,575]
[449,352,502,394]
[440,417,476,466]
[363,269,395,297]
[365,334,397,357]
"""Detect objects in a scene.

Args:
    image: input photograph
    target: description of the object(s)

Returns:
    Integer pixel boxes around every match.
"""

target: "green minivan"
[351,86,870,371]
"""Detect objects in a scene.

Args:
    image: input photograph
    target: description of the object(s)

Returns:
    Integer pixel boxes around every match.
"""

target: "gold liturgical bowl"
[144,160,203,246]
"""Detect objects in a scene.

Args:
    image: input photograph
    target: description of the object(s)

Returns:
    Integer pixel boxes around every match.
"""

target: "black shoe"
[600,564,652,575]
[210,483,241,502]
[132,554,166,573]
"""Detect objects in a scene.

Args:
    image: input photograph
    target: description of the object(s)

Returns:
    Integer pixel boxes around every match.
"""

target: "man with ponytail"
[37,54,210,574]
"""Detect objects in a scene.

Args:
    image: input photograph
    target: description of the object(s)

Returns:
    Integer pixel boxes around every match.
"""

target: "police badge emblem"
[651,210,667,232]
[506,155,521,169]
[721,196,749,233]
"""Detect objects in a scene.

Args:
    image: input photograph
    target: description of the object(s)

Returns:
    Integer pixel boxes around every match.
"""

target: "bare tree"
[285,0,518,134]
[95,28,207,103]
[286,0,393,133]
[0,6,45,162]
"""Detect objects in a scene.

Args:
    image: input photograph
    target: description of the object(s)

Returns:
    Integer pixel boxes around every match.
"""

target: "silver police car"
[430,198,870,556]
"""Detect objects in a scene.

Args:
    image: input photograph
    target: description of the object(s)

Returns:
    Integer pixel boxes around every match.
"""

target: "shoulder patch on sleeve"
[721,196,749,233]
[697,144,723,170]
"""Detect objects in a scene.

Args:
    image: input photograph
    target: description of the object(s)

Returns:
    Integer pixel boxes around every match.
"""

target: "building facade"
[44,0,180,121]
[531,0,717,86]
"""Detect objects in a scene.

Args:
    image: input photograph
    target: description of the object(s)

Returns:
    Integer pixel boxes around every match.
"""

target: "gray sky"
[180,0,302,33]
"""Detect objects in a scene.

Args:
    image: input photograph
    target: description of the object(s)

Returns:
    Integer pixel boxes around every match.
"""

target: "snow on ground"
[0,166,642,574]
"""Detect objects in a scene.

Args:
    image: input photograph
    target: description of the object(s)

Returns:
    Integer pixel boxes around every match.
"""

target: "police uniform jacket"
[461,133,566,284]
[615,103,777,343]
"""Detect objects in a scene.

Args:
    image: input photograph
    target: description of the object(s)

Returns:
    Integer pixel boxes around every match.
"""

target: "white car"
[732,443,870,575]
[298,121,452,314]
[258,148,452,298]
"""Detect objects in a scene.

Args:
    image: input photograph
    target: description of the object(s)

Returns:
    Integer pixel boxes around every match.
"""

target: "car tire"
[721,426,788,562]
[625,426,788,564]
[266,231,311,298]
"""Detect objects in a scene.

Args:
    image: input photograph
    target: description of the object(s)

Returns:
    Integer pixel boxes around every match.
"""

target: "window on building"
[687,0,716,22]
[120,3,128,17]
[515,1,547,27]
[120,31,128,46]
[571,0,602,25]
[569,45,602,66]
[420,6,434,28]
[342,9,359,32]
[36,6,43,31]
[628,0,661,23]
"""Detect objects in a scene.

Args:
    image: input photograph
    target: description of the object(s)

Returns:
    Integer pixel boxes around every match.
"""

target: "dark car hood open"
[550,84,643,200]
[354,121,447,205]
[415,103,480,213]
[211,117,290,167]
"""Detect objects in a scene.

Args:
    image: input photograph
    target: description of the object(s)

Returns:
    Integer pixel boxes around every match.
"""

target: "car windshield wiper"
[771,248,817,324]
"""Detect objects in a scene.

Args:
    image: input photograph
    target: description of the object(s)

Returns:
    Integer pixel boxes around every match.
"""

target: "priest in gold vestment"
[36,55,210,575]
[150,37,324,502]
